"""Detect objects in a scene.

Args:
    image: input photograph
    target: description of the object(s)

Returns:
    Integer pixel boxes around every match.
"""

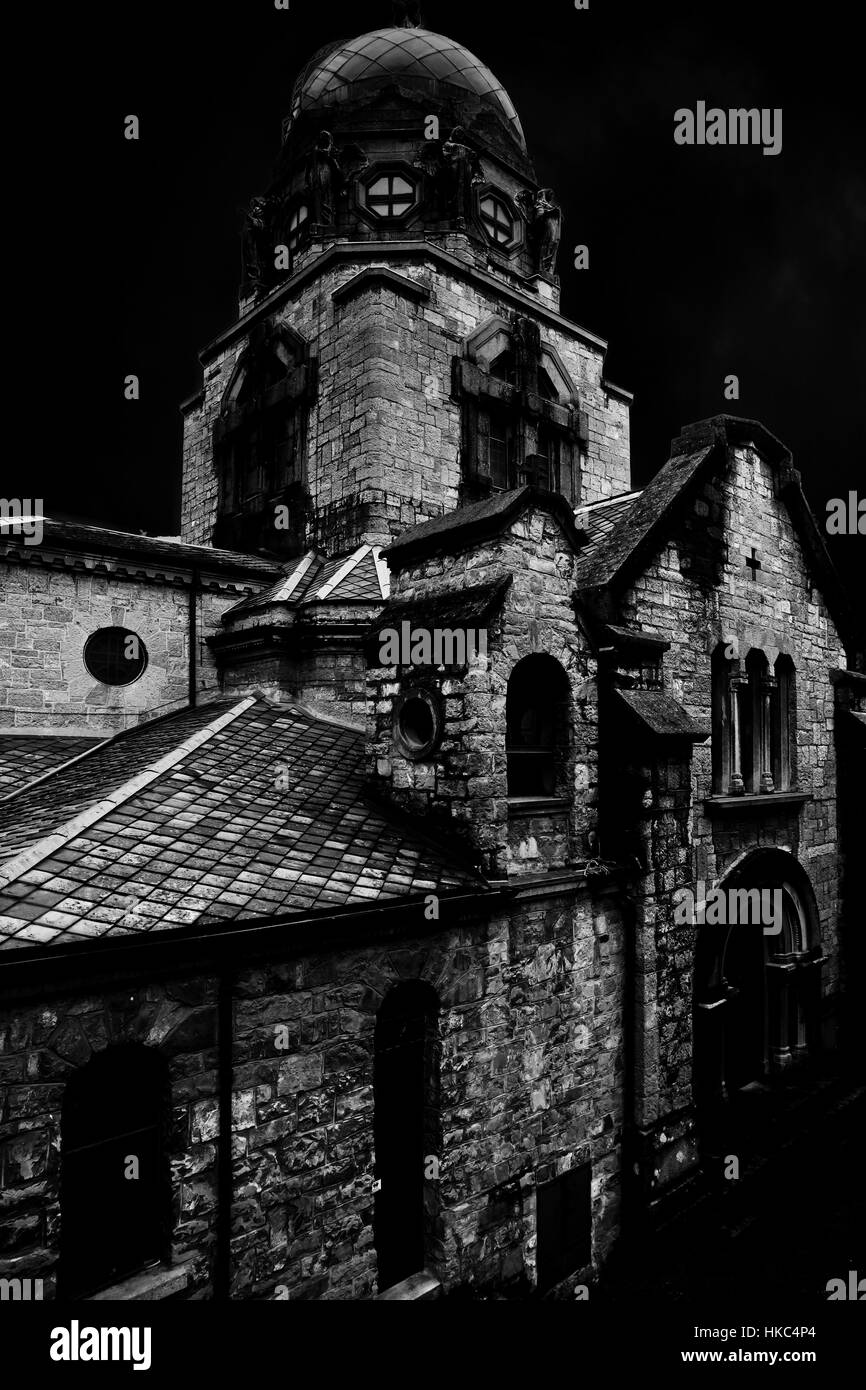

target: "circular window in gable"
[84,627,148,686]
[395,691,441,761]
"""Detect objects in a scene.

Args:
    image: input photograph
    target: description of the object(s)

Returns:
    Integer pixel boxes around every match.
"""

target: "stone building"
[0,18,862,1302]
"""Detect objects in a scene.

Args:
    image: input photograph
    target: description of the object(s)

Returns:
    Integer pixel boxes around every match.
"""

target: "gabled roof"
[384,487,588,569]
[226,545,389,618]
[573,415,861,657]
[573,447,714,590]
[0,698,482,951]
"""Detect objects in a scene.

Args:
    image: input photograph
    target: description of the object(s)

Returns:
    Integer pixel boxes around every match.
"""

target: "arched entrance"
[373,982,440,1292]
[693,851,824,1149]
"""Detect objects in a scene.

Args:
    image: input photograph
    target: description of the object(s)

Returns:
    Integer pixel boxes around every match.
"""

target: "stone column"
[728,675,747,795]
[766,959,796,1069]
[759,674,777,793]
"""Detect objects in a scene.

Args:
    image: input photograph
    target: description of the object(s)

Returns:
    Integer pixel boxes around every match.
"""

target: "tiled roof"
[226,545,389,617]
[0,519,282,580]
[0,703,233,867]
[0,736,104,798]
[573,493,642,564]
[573,448,714,591]
[615,689,710,741]
[0,699,482,950]
[385,488,587,568]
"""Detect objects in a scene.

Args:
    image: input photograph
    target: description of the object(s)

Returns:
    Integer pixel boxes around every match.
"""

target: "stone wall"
[0,561,244,734]
[615,439,847,1121]
[0,977,220,1300]
[366,505,599,877]
[181,250,632,552]
[0,883,625,1300]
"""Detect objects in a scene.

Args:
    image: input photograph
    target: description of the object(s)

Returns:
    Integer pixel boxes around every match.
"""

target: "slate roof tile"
[573,447,714,590]
[0,699,483,950]
[0,735,104,797]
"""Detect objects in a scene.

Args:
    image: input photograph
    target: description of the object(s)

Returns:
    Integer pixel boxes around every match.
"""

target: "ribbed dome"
[289,28,526,151]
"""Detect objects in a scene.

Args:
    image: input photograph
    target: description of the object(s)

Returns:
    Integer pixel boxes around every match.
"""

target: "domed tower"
[180,10,632,567]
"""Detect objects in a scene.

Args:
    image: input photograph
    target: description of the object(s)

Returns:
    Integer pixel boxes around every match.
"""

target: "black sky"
[33,0,865,591]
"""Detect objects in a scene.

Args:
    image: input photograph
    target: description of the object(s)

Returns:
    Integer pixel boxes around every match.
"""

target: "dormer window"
[480,193,514,246]
[363,172,417,219]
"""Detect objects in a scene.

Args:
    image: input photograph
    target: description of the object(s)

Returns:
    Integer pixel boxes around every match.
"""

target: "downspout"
[189,565,198,708]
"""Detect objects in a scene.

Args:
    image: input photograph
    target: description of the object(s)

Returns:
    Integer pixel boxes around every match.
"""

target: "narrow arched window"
[506,654,570,799]
[59,1044,171,1299]
[772,655,796,791]
[373,983,440,1293]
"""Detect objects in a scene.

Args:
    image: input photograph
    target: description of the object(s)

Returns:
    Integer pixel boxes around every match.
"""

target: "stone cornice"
[0,545,267,597]
[197,241,610,368]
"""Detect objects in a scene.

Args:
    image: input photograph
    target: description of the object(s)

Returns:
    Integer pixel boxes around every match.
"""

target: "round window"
[396,692,440,759]
[84,628,148,686]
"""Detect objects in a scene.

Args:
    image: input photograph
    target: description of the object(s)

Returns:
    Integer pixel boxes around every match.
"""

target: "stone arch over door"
[693,850,823,1146]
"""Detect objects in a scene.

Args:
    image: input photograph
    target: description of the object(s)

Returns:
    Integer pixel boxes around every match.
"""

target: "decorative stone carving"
[517,186,563,277]
[305,130,342,223]
[242,195,278,295]
[440,126,484,226]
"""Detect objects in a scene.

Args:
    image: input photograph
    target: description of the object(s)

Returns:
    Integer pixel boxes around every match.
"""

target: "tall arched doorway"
[693,851,824,1149]
[373,982,440,1293]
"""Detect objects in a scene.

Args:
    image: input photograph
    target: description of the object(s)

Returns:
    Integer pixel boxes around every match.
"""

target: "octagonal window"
[480,193,514,246]
[363,173,418,219]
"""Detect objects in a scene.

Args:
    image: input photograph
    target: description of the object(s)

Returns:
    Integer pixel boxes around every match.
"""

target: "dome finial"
[392,2,424,27]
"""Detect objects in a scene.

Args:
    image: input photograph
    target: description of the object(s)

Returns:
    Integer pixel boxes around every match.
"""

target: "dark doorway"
[536,1164,592,1293]
[373,982,439,1293]
[59,1044,170,1299]
[722,922,767,1092]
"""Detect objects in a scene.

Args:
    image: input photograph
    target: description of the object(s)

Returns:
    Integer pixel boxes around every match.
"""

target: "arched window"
[772,655,796,792]
[455,318,583,504]
[506,654,571,799]
[213,325,314,554]
[59,1044,171,1299]
[693,851,823,1142]
[711,645,796,797]
[373,983,440,1293]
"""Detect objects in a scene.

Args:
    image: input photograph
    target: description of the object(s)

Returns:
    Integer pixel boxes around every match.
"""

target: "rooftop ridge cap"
[312,544,372,599]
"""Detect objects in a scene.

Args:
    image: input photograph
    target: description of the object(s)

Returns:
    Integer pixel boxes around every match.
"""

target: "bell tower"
[180,19,631,561]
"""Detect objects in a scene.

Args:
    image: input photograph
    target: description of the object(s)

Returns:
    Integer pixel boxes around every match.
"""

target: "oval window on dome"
[84,628,148,686]
[480,194,514,246]
[363,172,417,219]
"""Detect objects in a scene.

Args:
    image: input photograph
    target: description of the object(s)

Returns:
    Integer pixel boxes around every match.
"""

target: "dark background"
[33,0,865,589]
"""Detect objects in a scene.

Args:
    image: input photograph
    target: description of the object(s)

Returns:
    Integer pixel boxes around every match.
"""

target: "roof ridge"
[0,698,257,889]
